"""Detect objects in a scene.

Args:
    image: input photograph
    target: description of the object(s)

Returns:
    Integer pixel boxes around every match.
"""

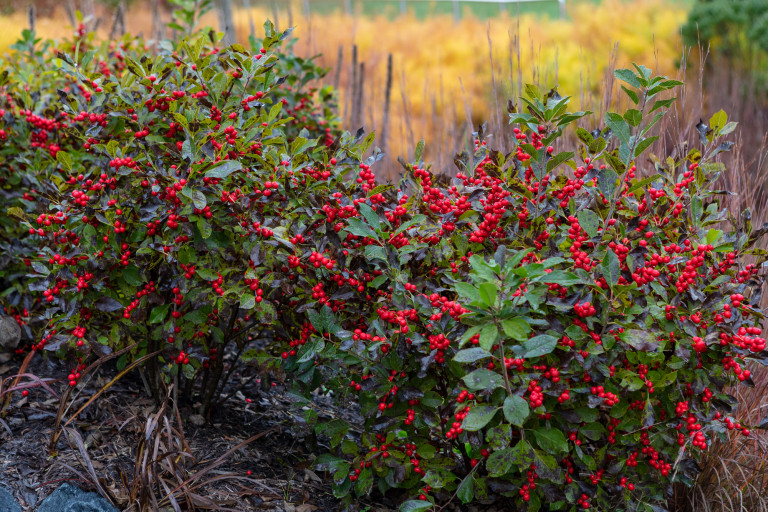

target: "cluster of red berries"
[175,351,190,365]
[590,385,619,406]
[527,380,544,408]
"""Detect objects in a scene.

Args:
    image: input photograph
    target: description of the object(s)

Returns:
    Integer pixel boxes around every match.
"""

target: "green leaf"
[546,151,574,173]
[577,210,600,239]
[605,112,630,145]
[268,101,282,122]
[453,347,493,363]
[478,282,498,308]
[197,218,212,239]
[487,440,533,477]
[181,186,207,209]
[634,135,659,157]
[626,174,662,194]
[364,245,387,262]
[486,447,514,477]
[719,121,738,135]
[620,85,639,104]
[532,427,568,454]
[706,229,722,245]
[462,405,499,431]
[290,136,318,155]
[307,309,325,333]
[537,270,583,286]
[576,127,594,145]
[503,395,530,426]
[400,501,433,512]
[598,168,619,200]
[240,293,256,309]
[573,423,603,443]
[205,160,243,179]
[298,337,325,363]
[122,265,143,286]
[624,329,660,352]
[195,268,218,281]
[149,304,170,324]
[414,139,425,161]
[522,334,558,358]
[358,203,381,233]
[454,282,481,303]
[624,108,642,127]
[602,249,620,289]
[393,215,426,236]
[462,368,504,391]
[479,324,500,351]
[56,150,73,171]
[486,424,512,450]
[344,218,378,240]
[632,63,652,82]
[501,318,530,341]
[709,109,727,132]
[653,370,677,388]
[649,97,675,114]
[524,83,542,101]
[456,474,474,504]
[614,68,643,89]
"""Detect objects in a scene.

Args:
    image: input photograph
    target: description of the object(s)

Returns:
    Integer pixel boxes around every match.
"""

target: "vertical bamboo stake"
[287,2,293,29]
[151,0,162,43]
[242,0,256,39]
[64,0,76,27]
[400,69,415,158]
[334,45,344,91]
[381,54,393,155]
[83,0,96,27]
[272,1,280,33]
[109,2,126,41]
[356,62,365,129]
[217,0,236,46]
[346,45,358,127]
[486,25,501,152]
[459,78,474,149]
[28,4,36,33]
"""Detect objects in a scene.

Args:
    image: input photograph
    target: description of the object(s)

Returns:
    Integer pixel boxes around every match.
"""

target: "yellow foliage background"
[0,0,689,174]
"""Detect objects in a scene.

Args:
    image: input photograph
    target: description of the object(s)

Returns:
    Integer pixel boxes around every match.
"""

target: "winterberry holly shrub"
[0,14,343,411]
[1,10,767,512]
[294,68,768,511]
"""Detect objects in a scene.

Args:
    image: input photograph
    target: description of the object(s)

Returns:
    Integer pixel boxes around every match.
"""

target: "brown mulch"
[0,350,397,512]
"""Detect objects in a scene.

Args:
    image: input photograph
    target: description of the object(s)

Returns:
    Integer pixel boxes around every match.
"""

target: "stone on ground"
[36,483,118,512]
[0,486,21,512]
[0,316,21,350]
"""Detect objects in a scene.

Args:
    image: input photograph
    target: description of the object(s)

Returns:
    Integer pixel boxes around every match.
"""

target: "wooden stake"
[356,61,365,129]
[27,4,36,33]
[242,0,256,39]
[381,54,393,154]
[334,45,343,91]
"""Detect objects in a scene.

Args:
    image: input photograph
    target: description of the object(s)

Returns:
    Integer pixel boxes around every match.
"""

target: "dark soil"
[0,350,397,512]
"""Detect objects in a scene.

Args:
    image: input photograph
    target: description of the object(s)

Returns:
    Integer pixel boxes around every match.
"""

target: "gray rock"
[0,316,21,350]
[0,486,22,512]
[37,483,118,512]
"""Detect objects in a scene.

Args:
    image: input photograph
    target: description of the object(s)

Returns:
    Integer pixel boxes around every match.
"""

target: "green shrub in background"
[682,0,768,93]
